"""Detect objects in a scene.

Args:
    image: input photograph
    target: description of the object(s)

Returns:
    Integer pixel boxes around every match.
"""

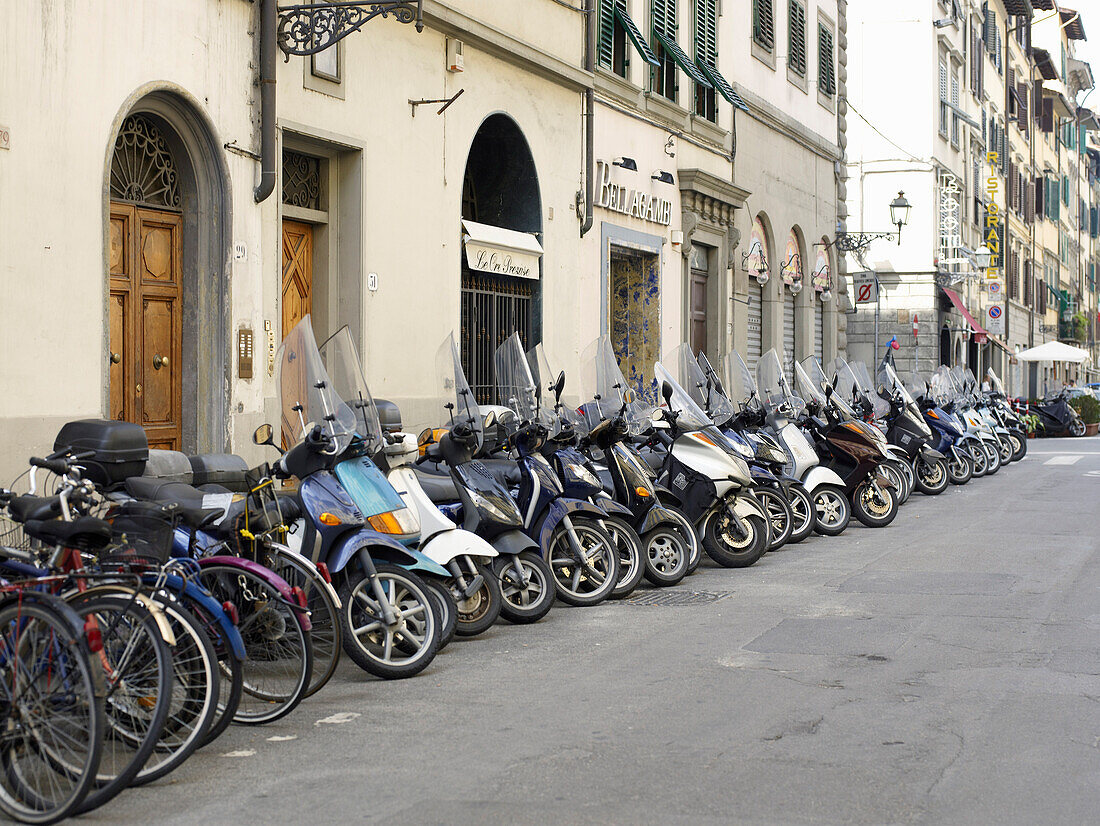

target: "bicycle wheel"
[65,594,172,814]
[265,549,341,698]
[0,596,105,825]
[131,601,218,785]
[196,565,312,725]
[182,598,243,748]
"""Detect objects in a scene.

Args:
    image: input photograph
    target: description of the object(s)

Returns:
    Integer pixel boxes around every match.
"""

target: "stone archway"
[104,88,231,452]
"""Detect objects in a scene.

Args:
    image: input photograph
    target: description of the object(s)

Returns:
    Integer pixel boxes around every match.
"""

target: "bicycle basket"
[103,500,178,564]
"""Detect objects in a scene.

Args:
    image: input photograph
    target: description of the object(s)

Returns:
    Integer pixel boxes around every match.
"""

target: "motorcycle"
[1030,388,1085,437]
[873,357,950,496]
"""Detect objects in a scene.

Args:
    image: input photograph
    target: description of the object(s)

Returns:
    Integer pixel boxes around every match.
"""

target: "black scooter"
[1032,390,1086,437]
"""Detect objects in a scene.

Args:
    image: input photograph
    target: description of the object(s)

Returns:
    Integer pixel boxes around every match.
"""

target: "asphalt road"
[100,437,1100,825]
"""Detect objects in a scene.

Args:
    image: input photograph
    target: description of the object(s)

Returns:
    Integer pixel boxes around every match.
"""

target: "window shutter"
[983,5,994,50]
[753,0,774,51]
[695,0,718,65]
[1041,97,1053,132]
[1091,205,1099,238]
[653,0,676,39]
[1007,160,1015,209]
[788,1,807,76]
[951,74,959,107]
[818,24,835,95]
[1035,176,1044,219]
[597,0,621,69]
[939,62,948,102]
[1026,178,1035,223]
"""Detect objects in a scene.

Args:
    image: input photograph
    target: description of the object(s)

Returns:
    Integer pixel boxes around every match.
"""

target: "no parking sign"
[987,304,1004,335]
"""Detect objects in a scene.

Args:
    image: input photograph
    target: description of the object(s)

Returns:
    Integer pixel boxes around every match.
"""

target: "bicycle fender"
[146,573,247,661]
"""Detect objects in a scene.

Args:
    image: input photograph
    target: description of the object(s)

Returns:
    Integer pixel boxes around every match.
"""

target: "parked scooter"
[873,356,950,496]
[792,354,900,528]
[984,368,1028,460]
[906,372,974,485]
[263,316,443,680]
[319,326,502,639]
[725,348,848,536]
[940,367,1003,474]
[1029,388,1085,437]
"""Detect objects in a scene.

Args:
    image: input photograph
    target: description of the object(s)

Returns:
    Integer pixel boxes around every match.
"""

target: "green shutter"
[788,1,807,76]
[654,28,712,88]
[697,60,749,111]
[818,23,835,96]
[597,0,618,70]
[753,0,775,50]
[694,0,717,65]
[652,0,676,38]
[617,5,660,67]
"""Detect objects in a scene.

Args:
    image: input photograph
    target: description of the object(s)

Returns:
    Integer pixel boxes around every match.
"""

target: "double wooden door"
[109,202,182,450]
[689,267,709,357]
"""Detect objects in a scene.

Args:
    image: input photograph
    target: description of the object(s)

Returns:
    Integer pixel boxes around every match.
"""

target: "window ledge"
[595,68,643,109]
[689,115,729,147]
[787,66,808,94]
[644,92,691,130]
[752,40,776,70]
[817,90,836,113]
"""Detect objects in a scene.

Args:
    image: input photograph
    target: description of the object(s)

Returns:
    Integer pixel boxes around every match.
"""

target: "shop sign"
[595,161,673,226]
[462,220,542,280]
[984,152,1002,283]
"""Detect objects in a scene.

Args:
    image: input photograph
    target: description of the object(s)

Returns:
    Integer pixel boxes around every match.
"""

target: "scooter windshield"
[905,372,928,400]
[794,361,827,409]
[986,367,1005,395]
[831,358,868,412]
[696,352,736,424]
[581,335,655,436]
[526,341,568,437]
[853,361,892,418]
[877,361,917,408]
[318,326,384,454]
[930,366,957,407]
[436,332,483,452]
[277,315,358,453]
[800,355,856,418]
[757,349,796,411]
[723,349,763,416]
[665,343,730,425]
[494,333,540,424]
[654,361,713,431]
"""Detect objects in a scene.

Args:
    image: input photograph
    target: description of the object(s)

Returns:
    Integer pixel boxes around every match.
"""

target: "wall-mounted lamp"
[783,253,803,295]
[612,157,638,171]
[651,170,675,185]
[741,240,770,286]
[671,229,684,248]
[933,18,954,28]
[812,263,833,302]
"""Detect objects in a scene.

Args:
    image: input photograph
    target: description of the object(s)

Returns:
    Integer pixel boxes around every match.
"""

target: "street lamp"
[741,241,770,286]
[888,191,911,244]
[974,244,993,269]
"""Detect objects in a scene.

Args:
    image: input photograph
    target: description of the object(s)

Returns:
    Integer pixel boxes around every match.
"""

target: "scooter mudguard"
[328,528,450,578]
[593,497,633,518]
[490,529,540,556]
[919,445,946,461]
[419,528,498,566]
[638,502,687,535]
[199,556,312,633]
[801,465,846,493]
[872,471,897,490]
[144,572,248,661]
[533,497,611,553]
[749,464,780,483]
[730,491,767,521]
[885,445,910,463]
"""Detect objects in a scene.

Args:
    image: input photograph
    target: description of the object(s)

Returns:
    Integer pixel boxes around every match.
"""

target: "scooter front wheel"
[641,525,689,586]
[997,435,1014,464]
[948,450,973,485]
[338,564,439,680]
[1010,432,1027,461]
[421,577,458,649]
[452,562,502,637]
[662,505,702,573]
[852,479,898,528]
[914,456,949,495]
[785,483,817,543]
[547,519,620,606]
[603,516,644,599]
[493,551,555,624]
[1070,419,1086,437]
[968,443,988,477]
[703,509,768,568]
[811,485,850,536]
[984,442,1002,474]
[756,488,793,551]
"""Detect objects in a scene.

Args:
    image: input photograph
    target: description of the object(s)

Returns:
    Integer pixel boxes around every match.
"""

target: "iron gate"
[460,271,535,403]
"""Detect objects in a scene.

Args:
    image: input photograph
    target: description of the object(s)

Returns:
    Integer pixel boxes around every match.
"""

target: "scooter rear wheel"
[948,451,973,485]
[603,516,644,599]
[784,483,817,544]
[493,551,555,624]
[852,480,898,528]
[914,456,949,495]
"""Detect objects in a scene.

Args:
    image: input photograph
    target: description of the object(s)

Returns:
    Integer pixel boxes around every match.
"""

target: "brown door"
[109,203,183,450]
[690,268,708,356]
[280,220,314,448]
[281,220,313,337]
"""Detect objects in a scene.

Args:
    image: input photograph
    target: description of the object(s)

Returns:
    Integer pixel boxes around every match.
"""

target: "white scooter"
[725,349,851,536]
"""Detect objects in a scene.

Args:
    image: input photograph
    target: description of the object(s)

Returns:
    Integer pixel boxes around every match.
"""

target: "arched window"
[109,115,181,211]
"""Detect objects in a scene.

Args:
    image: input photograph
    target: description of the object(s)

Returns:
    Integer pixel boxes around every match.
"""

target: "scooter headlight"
[566,462,601,488]
[467,488,519,523]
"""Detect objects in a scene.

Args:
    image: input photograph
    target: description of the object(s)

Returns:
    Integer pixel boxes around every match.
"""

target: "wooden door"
[690,268,708,357]
[109,203,183,450]
[281,220,313,337]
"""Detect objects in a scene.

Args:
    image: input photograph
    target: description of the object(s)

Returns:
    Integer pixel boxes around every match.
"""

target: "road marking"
[222,749,256,758]
[316,712,361,726]
[1027,450,1100,455]
[1044,455,1083,465]
[1084,471,1100,478]
[266,735,297,742]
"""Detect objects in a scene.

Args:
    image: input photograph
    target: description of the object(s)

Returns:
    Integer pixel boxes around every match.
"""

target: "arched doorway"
[459,114,542,403]
[106,93,230,452]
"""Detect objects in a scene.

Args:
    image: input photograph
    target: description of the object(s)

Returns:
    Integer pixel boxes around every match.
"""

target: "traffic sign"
[853,271,877,305]
[986,304,1005,335]
[987,281,1002,295]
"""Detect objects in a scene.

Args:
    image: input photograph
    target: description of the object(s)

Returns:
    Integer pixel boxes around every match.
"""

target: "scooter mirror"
[417,427,434,446]
[253,423,275,447]
[823,382,834,399]
[623,388,636,404]
[554,371,565,400]
[484,410,497,429]
[661,381,674,406]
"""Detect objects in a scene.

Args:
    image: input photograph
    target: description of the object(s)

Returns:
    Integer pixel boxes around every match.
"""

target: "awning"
[987,334,1012,354]
[614,6,660,67]
[942,287,989,341]
[1003,0,1034,14]
[653,29,712,89]
[696,60,750,112]
[462,220,543,280]
[1016,340,1091,363]
[1032,48,1059,81]
[1060,9,1086,41]
[1067,58,1094,94]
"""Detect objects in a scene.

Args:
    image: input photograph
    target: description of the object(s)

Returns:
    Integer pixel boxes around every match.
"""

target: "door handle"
[109,352,122,364]
[153,354,169,370]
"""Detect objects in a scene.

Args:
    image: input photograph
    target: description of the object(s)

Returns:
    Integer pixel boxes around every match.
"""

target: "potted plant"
[1069,394,1100,436]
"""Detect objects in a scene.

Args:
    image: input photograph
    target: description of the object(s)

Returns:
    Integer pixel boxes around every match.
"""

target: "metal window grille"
[110,115,182,210]
[460,271,535,404]
[282,150,324,210]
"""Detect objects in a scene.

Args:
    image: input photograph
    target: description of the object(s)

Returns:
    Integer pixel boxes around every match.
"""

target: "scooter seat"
[411,467,461,504]
[125,477,205,508]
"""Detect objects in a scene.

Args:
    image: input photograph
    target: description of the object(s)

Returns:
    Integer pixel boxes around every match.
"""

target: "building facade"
[0,0,845,479]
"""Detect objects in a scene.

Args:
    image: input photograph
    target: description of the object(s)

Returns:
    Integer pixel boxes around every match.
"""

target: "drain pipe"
[580,0,596,237]
[254,0,277,203]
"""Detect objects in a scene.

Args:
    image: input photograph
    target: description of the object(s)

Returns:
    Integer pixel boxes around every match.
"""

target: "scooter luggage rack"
[231,466,288,554]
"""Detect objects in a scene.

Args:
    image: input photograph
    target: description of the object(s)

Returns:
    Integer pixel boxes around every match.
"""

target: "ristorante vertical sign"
[984,151,1002,285]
